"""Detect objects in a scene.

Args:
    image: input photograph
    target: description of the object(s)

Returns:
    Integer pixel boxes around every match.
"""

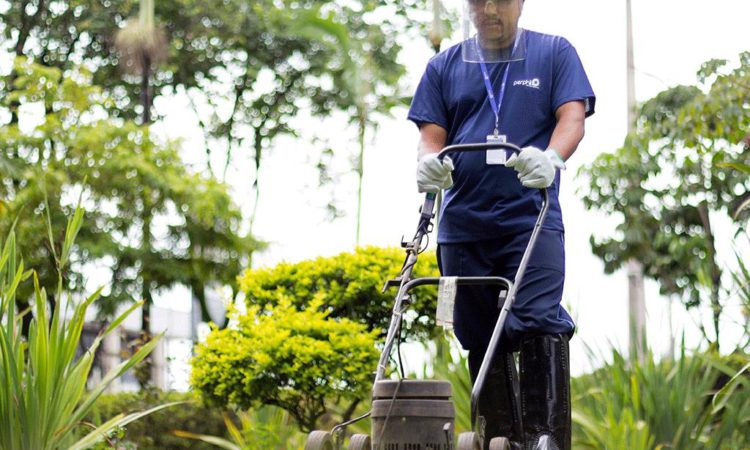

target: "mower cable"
[330,411,372,438]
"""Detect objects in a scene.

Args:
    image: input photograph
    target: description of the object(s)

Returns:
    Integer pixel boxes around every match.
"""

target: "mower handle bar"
[424,142,545,203]
[437,141,523,161]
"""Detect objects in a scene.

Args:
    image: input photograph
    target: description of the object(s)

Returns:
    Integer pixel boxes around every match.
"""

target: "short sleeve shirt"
[408,29,595,243]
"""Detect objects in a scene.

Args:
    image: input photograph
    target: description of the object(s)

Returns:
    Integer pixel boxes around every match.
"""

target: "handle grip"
[437,142,522,161]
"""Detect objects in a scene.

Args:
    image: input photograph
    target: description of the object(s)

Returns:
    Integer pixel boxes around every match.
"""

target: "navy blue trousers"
[438,229,574,353]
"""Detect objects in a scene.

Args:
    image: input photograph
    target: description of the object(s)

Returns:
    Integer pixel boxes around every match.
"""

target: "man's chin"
[481,25,503,37]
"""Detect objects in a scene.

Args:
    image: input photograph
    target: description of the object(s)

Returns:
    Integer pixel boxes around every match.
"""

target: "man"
[408,0,595,449]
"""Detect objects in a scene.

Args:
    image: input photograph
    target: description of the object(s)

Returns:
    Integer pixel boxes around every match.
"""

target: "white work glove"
[416,154,455,193]
[505,146,566,189]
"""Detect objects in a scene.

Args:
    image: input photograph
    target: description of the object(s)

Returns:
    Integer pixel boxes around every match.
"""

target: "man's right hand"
[417,154,454,193]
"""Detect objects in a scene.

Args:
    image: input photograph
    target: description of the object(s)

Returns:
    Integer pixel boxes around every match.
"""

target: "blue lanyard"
[476,34,520,136]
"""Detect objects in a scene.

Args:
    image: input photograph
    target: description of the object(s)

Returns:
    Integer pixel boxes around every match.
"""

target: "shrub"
[88,390,228,450]
[238,246,440,341]
[191,298,379,432]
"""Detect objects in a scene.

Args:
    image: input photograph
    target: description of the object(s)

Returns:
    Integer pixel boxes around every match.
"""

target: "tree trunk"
[138,210,154,389]
[354,113,366,245]
[141,54,152,125]
[248,128,264,251]
[341,398,361,423]
[697,201,722,348]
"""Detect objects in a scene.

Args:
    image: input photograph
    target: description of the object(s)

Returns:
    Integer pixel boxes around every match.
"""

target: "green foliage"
[572,344,750,449]
[0,58,256,326]
[0,0,427,120]
[0,0,431,222]
[87,390,228,450]
[239,246,441,341]
[173,405,305,450]
[0,205,172,450]
[573,407,655,450]
[579,52,750,345]
[191,297,379,432]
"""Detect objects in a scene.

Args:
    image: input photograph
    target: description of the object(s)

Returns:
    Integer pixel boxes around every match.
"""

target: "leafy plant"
[0,203,177,449]
[572,342,750,449]
[191,297,379,432]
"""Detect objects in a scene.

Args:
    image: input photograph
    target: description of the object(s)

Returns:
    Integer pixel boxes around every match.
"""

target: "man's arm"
[415,123,453,193]
[548,100,586,161]
[417,123,448,159]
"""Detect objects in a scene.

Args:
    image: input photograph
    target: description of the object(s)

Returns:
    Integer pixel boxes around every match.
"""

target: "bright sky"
[167,0,748,374]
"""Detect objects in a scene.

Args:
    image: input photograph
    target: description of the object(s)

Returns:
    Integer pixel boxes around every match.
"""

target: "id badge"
[486,134,507,165]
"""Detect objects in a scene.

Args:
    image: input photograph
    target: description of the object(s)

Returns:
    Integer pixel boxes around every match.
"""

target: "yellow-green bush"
[191,298,379,432]
[238,246,440,341]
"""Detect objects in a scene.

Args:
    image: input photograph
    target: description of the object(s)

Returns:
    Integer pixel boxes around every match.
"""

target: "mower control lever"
[382,278,402,292]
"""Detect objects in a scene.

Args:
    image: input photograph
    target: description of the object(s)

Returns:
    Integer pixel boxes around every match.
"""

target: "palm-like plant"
[0,202,177,449]
[114,0,167,124]
[573,342,750,449]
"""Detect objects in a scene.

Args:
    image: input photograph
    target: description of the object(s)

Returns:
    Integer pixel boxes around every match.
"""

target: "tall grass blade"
[171,430,242,450]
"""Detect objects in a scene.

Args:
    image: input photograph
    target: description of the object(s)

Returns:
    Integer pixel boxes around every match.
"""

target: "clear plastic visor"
[462,0,526,63]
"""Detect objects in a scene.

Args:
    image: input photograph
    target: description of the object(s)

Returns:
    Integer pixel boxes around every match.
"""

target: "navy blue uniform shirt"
[408,29,595,243]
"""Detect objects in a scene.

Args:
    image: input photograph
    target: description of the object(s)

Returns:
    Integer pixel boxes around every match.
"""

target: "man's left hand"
[505,146,566,188]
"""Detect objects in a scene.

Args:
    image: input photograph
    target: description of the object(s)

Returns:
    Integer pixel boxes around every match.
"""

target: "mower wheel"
[304,430,334,450]
[348,434,371,450]
[457,431,482,450]
[489,437,511,450]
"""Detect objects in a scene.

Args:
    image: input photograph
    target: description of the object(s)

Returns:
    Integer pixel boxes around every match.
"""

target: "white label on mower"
[437,277,457,330]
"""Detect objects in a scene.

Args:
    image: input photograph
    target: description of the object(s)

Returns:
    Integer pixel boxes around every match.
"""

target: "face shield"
[462,0,526,63]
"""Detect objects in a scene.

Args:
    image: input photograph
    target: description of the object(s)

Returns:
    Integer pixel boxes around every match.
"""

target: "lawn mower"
[304,142,549,450]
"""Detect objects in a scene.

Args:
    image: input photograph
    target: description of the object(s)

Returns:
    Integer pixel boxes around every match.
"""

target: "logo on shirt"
[513,78,541,89]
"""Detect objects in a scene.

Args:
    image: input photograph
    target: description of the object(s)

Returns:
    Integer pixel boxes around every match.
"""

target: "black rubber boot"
[469,349,523,450]
[519,334,571,450]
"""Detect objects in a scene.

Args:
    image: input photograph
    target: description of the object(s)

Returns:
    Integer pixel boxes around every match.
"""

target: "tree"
[191,298,379,432]
[0,1,430,231]
[579,52,750,346]
[0,59,257,352]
